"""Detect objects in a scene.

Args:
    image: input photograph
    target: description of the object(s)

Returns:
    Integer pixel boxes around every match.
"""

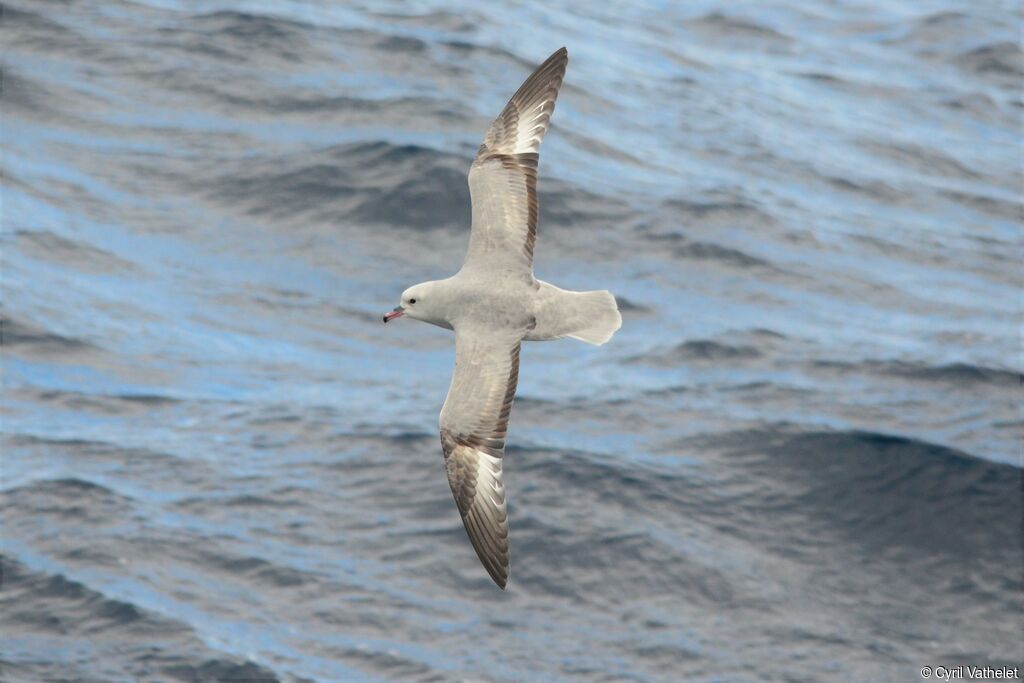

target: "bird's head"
[383,282,438,325]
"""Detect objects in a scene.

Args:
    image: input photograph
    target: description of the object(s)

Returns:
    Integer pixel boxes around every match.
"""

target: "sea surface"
[2,1,1022,681]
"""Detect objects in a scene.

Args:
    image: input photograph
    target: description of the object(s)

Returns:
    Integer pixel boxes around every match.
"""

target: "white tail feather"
[528,282,622,345]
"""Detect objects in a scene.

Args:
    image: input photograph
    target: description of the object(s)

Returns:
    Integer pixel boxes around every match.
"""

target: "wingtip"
[483,559,509,589]
[482,555,508,590]
[543,46,568,66]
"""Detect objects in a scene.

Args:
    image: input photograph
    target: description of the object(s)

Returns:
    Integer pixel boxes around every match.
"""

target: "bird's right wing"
[462,47,569,277]
[439,325,524,589]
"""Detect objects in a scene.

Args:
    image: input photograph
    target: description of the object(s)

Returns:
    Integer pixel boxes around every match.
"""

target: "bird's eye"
[409,298,417,304]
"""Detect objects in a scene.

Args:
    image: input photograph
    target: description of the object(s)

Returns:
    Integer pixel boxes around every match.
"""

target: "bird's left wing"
[462,47,569,277]
[439,324,525,589]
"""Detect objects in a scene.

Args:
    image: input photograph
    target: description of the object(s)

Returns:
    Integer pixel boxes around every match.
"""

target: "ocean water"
[2,1,1022,681]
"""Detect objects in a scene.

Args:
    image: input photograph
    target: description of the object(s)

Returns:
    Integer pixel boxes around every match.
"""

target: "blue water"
[2,1,1021,681]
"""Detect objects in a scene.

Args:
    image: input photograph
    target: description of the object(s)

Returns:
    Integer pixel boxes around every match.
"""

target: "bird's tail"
[529,282,622,345]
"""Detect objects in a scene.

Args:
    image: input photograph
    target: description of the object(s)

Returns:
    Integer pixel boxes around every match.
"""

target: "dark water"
[2,1,1022,681]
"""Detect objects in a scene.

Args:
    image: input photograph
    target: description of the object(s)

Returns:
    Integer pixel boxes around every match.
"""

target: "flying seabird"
[384,47,622,589]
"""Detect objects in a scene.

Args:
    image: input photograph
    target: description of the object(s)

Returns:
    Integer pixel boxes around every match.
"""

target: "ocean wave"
[812,359,1020,388]
[2,317,97,356]
[939,189,1022,221]
[663,198,779,230]
[13,230,139,275]
[685,12,793,44]
[955,41,1024,79]
[710,428,1021,562]
[858,140,982,179]
[0,554,283,681]
[154,10,314,64]
[2,477,134,529]
[628,339,763,367]
[643,232,776,270]
[205,141,469,230]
